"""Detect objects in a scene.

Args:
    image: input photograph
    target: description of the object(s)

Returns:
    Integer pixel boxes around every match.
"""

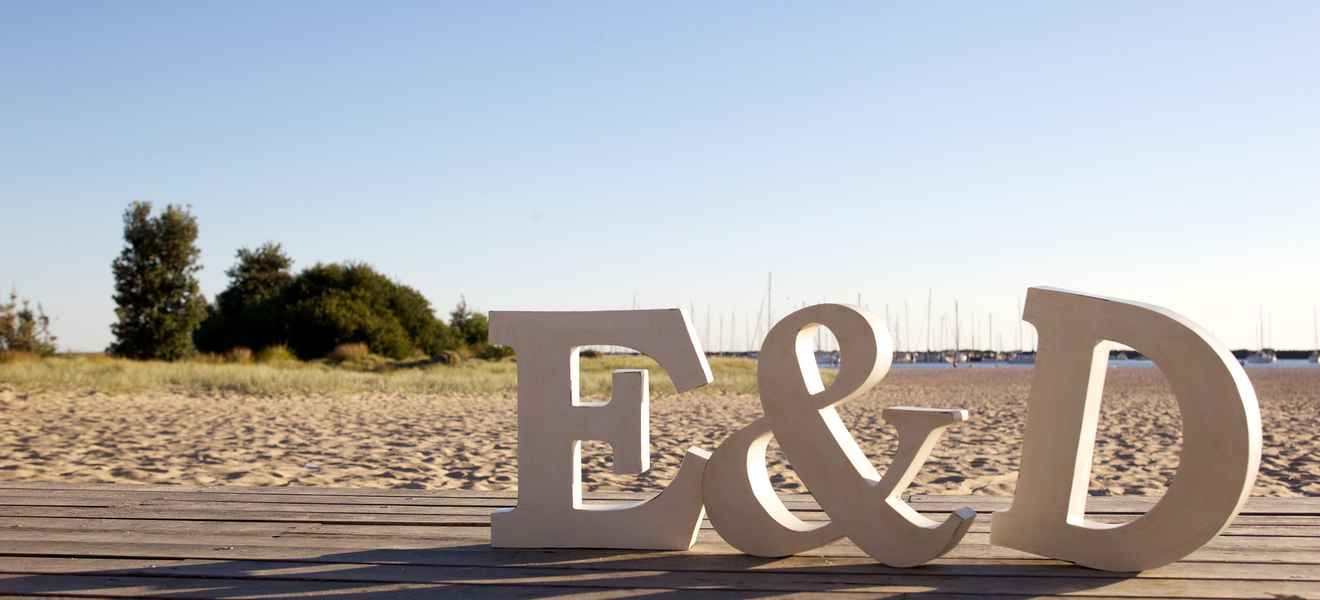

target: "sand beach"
[1,365,1315,497]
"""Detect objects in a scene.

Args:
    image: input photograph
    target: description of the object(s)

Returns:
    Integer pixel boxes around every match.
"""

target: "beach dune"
[0,367,1315,496]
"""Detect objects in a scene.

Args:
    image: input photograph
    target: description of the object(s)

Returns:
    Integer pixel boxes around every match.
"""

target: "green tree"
[449,296,512,359]
[108,202,207,360]
[195,242,293,352]
[0,288,58,355]
[219,243,294,311]
[449,297,488,348]
[281,262,454,360]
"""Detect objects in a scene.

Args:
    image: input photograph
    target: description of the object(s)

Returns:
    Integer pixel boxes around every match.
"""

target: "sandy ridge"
[0,368,1315,496]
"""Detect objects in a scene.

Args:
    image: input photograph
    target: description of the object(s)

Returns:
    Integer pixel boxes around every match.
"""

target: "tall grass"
[0,353,765,397]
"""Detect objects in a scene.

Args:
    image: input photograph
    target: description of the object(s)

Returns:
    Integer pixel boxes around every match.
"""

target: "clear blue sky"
[3,2,1318,352]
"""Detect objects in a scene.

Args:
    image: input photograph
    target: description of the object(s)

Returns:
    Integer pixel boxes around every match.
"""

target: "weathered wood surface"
[0,483,1316,598]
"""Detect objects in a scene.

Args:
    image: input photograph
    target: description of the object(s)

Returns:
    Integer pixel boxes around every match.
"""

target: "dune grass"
[0,353,764,397]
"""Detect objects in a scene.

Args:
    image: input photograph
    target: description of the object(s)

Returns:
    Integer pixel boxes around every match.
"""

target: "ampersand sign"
[703,303,977,567]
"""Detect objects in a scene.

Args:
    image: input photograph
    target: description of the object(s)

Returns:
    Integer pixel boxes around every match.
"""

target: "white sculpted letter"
[704,304,976,566]
[488,309,713,550]
[991,287,1261,571]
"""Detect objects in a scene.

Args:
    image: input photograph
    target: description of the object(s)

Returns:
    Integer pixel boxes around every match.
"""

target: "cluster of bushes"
[0,289,58,360]
[109,202,510,363]
[190,344,299,365]
[193,248,500,362]
[448,299,514,361]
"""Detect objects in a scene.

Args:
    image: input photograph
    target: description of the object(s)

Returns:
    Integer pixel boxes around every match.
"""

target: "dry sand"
[0,367,1315,496]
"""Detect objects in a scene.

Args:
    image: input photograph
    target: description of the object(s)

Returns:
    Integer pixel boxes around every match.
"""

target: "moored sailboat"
[1246,306,1277,364]
[1246,349,1277,364]
[1311,307,1319,364]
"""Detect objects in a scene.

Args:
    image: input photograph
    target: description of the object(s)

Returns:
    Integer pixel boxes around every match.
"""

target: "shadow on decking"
[1,545,1133,598]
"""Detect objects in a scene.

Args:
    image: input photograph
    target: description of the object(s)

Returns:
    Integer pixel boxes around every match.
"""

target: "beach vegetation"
[189,353,226,365]
[0,288,58,356]
[195,242,293,353]
[475,343,515,361]
[193,245,511,362]
[224,346,254,364]
[256,344,298,364]
[108,202,207,360]
[195,249,514,361]
[281,262,454,360]
[195,250,459,361]
[327,342,370,363]
[450,296,513,360]
[0,352,764,397]
[435,349,462,365]
[0,350,43,364]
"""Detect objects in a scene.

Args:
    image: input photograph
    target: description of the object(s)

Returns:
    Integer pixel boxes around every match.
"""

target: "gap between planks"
[0,556,1316,598]
[2,483,1319,599]
[1,486,1316,518]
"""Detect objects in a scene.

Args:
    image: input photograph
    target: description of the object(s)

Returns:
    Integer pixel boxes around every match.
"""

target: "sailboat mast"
[954,300,960,366]
[718,314,724,354]
[904,300,911,354]
[1017,297,1024,352]
[753,296,765,350]
[939,314,946,351]
[926,289,933,353]
[885,303,891,345]
[745,316,752,353]
[744,312,750,354]
[816,301,823,351]
[1259,305,1264,350]
[705,305,712,353]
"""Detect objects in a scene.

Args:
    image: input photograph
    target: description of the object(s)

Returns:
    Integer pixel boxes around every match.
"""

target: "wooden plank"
[0,482,706,501]
[1,483,1317,598]
[0,572,1162,600]
[8,494,1318,537]
[0,506,499,526]
[3,493,1317,522]
[0,557,1316,598]
[12,512,1320,553]
[2,483,1317,515]
[6,511,1320,544]
[10,538,1320,585]
[7,503,1320,527]
[908,496,1320,516]
[0,492,543,509]
[0,481,1304,509]
[1,539,1316,582]
[12,490,1320,524]
[1,525,1317,564]
[0,572,680,598]
[0,482,553,499]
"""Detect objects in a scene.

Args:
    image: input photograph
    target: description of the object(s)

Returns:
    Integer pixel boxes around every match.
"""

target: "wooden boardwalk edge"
[0,483,1316,598]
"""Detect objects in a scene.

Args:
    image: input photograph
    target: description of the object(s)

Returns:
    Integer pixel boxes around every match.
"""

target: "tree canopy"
[109,202,207,360]
[197,256,467,361]
[281,262,455,360]
[0,288,57,355]
[105,202,508,362]
[195,242,294,353]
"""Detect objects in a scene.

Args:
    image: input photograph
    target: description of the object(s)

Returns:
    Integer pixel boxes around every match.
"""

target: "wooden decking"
[0,483,1316,598]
